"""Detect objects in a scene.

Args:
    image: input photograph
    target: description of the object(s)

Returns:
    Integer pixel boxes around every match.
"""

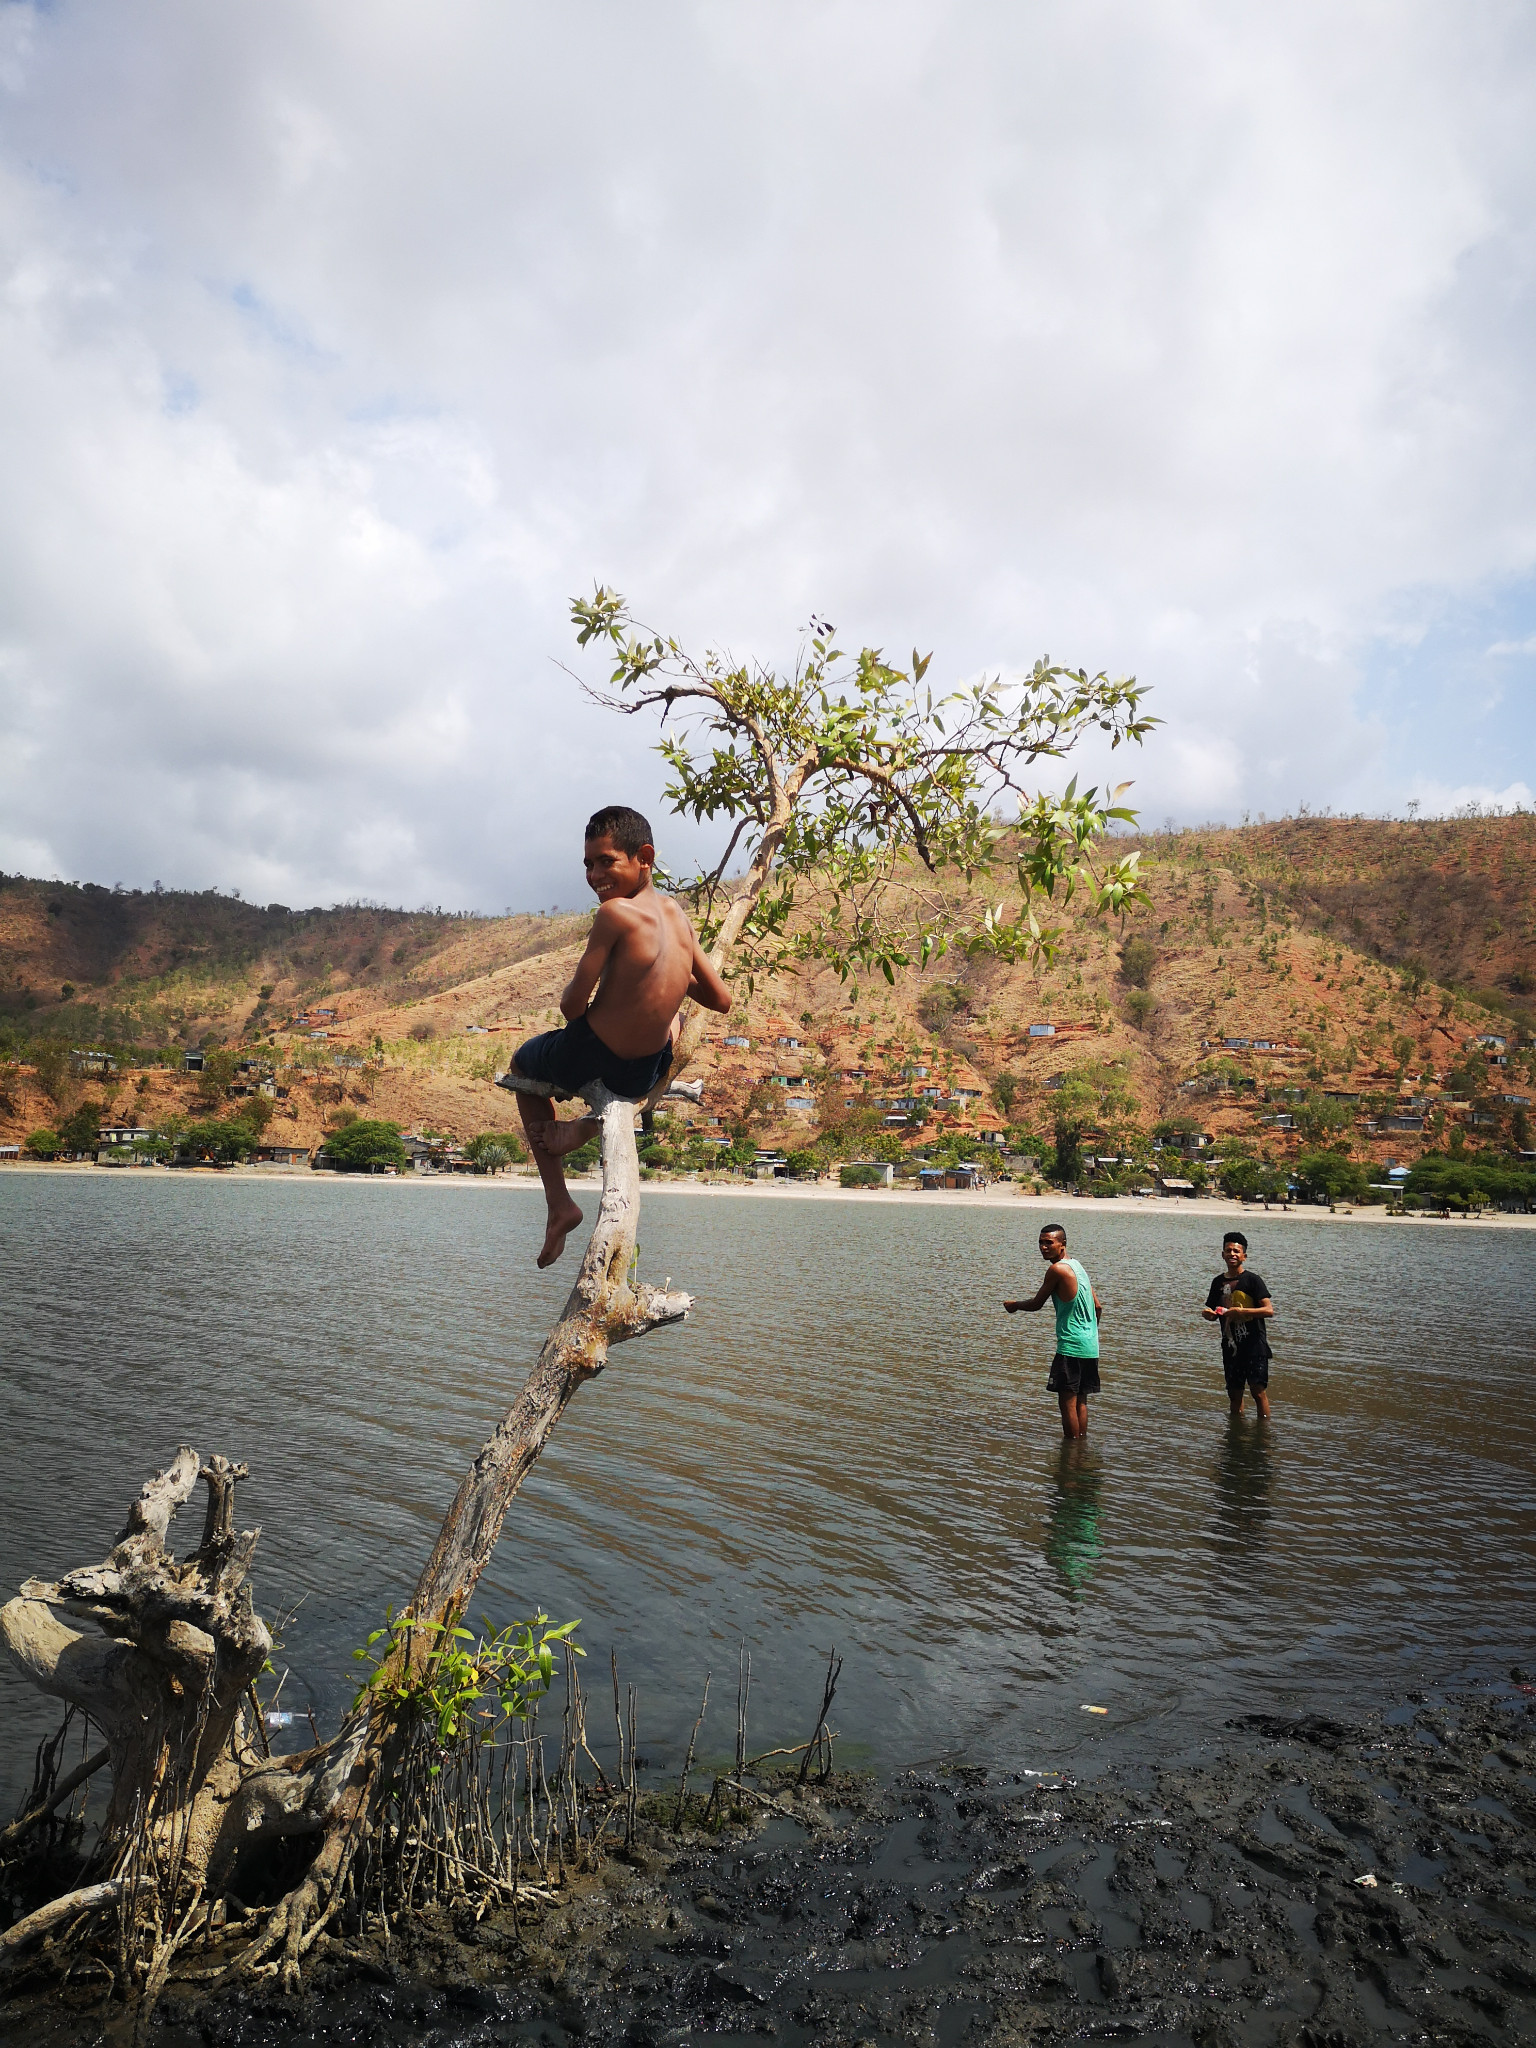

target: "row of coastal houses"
[1,1121,482,1174]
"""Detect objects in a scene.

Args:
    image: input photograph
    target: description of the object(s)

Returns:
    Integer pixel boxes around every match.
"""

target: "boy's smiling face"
[584,831,653,903]
[1222,1239,1248,1276]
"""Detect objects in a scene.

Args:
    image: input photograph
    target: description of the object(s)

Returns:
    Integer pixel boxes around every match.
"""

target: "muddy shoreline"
[7,1684,1535,2047]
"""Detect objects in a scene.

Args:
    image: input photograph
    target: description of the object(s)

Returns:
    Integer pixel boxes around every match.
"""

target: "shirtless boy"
[1004,1225,1104,1441]
[498,806,732,1268]
[1202,1230,1275,1418]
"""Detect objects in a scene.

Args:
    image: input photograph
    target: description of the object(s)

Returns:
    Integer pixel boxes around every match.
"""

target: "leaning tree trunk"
[0,1091,689,1991]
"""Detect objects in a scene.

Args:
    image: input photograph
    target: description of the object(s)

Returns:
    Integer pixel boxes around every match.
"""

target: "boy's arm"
[1004,1263,1069,1314]
[1092,1288,1104,1323]
[686,932,733,1014]
[559,903,624,1020]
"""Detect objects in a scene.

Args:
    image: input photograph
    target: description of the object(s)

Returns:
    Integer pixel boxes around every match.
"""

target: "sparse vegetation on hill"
[0,811,1532,1192]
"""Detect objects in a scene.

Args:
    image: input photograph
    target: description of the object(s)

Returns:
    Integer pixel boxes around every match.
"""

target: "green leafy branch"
[570,588,1157,989]
[352,1608,582,1767]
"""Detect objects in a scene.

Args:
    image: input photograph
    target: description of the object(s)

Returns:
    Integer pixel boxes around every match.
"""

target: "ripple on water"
[0,1174,1532,1804]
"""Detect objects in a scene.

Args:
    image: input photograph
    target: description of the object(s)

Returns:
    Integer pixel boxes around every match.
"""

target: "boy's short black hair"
[1039,1223,1067,1243]
[585,806,654,856]
[1223,1230,1248,1249]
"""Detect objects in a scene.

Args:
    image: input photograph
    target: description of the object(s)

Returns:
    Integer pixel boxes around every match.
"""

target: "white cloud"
[1405,779,1534,817]
[0,0,1533,909]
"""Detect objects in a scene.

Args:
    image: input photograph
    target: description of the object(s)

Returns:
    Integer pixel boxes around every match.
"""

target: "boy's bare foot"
[538,1199,584,1268]
[539,1117,599,1161]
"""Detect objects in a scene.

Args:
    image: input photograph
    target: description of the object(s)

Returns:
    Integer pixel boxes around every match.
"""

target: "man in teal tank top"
[1003,1224,1104,1440]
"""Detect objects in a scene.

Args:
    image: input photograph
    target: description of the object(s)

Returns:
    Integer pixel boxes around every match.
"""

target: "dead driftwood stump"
[0,1092,690,2002]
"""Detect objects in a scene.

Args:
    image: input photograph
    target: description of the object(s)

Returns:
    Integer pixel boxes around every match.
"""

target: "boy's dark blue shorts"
[1047,1352,1101,1397]
[504,1014,672,1103]
[1223,1356,1270,1397]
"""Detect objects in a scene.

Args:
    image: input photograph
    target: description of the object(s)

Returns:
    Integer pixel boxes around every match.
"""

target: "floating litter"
[1353,1872,1378,1888]
[264,1711,295,1729]
[1081,1705,1108,1715]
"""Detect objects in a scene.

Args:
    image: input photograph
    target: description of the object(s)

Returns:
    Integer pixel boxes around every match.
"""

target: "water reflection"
[1043,1443,1103,1594]
[1210,1417,1274,1560]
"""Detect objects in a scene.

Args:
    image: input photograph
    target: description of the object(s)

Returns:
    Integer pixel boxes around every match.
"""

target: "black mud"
[7,1689,1536,2048]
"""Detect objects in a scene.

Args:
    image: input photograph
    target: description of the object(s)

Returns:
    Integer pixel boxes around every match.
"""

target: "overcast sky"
[2,2,1533,913]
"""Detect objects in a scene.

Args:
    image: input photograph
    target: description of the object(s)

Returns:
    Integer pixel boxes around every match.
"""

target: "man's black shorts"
[1047,1352,1101,1397]
[504,1015,672,1103]
[1223,1355,1270,1397]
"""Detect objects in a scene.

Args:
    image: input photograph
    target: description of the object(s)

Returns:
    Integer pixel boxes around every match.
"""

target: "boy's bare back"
[582,891,700,1058]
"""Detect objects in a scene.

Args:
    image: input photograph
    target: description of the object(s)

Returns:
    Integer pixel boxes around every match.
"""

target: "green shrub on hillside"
[1119,937,1158,988]
[322,1119,407,1172]
[464,1131,527,1172]
[178,1118,260,1164]
[1219,1155,1288,1203]
[56,1102,105,1155]
[1407,1154,1536,1210]
[1292,1150,1374,1204]
[31,1041,68,1101]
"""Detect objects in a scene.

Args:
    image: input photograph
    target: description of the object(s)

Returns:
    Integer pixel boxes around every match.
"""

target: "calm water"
[1,1173,1533,1808]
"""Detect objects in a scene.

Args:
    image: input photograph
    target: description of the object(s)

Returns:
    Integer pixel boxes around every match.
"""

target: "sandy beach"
[5,1156,1533,1227]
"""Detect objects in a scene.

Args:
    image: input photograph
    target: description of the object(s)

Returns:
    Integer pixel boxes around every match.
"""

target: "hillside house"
[776,1034,800,1048]
[848,1160,895,1185]
[98,1124,152,1148]
[254,1142,309,1167]
[71,1048,117,1075]
[182,1050,205,1073]
[917,1163,987,1189]
[0,1144,18,1161]
[1027,1023,1056,1038]
[1157,1175,1198,1196]
[723,1035,751,1049]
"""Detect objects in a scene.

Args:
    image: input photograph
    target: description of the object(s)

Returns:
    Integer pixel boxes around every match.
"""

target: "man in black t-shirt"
[1202,1230,1274,1418]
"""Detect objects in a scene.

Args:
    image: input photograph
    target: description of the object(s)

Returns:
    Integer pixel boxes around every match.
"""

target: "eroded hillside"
[1,813,1532,1168]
